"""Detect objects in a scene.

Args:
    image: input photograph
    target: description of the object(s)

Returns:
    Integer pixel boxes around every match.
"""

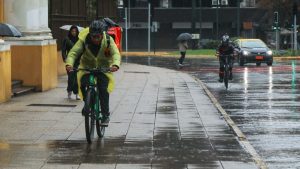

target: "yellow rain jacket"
[65,28,121,99]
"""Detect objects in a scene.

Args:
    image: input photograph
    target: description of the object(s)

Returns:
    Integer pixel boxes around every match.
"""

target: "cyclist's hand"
[66,65,73,72]
[110,65,119,72]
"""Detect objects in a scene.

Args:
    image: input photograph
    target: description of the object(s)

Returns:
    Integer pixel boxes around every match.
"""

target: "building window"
[172,0,192,7]
[221,0,228,5]
[245,0,255,7]
[122,0,160,7]
[212,0,218,6]
[212,0,228,6]
[172,22,192,29]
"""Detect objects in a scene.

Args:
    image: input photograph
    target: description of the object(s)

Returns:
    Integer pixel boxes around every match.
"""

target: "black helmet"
[221,34,230,45]
[89,20,106,36]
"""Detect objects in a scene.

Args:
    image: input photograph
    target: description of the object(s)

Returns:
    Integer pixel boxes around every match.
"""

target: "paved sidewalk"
[0,63,260,169]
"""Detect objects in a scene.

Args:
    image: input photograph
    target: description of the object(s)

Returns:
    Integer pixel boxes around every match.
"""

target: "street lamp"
[293,1,297,55]
[192,0,196,49]
[212,0,220,40]
[237,0,240,37]
[199,0,202,42]
[216,0,219,40]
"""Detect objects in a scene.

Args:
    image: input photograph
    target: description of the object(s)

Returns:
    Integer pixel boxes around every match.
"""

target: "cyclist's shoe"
[218,78,223,83]
[81,108,85,116]
[177,60,182,66]
[67,92,72,99]
[101,116,110,126]
[229,72,233,80]
[75,94,80,100]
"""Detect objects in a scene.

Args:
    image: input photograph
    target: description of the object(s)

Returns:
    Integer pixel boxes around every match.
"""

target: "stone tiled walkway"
[0,64,259,169]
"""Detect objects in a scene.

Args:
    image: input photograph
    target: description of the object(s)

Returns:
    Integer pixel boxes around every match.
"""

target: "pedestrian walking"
[62,25,80,100]
[178,40,188,66]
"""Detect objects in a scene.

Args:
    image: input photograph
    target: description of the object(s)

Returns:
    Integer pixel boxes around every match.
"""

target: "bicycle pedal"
[100,117,110,126]
[100,123,108,127]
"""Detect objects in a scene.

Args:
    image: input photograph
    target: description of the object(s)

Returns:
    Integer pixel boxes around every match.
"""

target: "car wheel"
[267,62,272,66]
[239,56,244,66]
[256,63,261,66]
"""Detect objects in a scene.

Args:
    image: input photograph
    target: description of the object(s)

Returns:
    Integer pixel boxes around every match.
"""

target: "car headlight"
[243,51,250,55]
[267,50,273,55]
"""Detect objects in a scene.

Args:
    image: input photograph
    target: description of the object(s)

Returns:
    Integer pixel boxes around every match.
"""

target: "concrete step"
[12,80,23,88]
[12,86,35,97]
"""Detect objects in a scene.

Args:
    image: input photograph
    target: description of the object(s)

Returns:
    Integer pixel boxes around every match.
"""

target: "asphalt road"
[124,56,300,169]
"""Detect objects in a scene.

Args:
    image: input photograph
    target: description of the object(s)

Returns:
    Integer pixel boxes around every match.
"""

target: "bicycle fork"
[88,74,102,121]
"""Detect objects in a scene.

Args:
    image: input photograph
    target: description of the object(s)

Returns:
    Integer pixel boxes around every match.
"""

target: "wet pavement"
[0,64,259,168]
[123,56,300,169]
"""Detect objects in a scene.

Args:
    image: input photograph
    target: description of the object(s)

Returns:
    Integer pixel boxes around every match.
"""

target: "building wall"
[11,41,57,91]
[120,7,266,50]
[49,0,118,49]
[0,0,3,22]
[0,46,11,103]
[122,0,252,8]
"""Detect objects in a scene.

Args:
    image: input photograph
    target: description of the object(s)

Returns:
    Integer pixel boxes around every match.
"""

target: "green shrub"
[202,40,219,49]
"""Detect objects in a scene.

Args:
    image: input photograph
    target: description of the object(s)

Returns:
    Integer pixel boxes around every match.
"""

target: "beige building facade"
[0,0,57,102]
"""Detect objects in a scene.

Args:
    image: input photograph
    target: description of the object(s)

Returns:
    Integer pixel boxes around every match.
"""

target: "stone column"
[0,0,3,22]
[0,42,11,103]
[4,0,52,39]
[3,0,57,91]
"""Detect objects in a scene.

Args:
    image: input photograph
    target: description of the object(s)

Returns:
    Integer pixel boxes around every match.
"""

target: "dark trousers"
[80,73,110,116]
[178,51,186,64]
[67,71,78,94]
[219,56,233,78]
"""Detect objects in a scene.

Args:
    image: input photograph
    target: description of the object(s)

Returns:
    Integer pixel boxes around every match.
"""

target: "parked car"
[233,39,273,66]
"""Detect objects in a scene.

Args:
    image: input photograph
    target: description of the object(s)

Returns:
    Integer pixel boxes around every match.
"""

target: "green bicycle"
[74,67,110,144]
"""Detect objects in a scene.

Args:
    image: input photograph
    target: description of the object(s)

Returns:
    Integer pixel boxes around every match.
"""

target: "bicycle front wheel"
[84,89,95,144]
[96,120,105,138]
[224,65,229,89]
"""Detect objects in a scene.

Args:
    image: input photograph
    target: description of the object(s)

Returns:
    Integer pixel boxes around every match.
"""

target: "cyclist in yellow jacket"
[65,20,121,126]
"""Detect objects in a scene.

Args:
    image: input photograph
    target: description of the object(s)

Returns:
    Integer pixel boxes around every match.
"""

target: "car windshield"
[241,40,267,48]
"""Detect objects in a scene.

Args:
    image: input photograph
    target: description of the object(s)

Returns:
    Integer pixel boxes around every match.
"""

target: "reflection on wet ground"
[0,65,257,169]
[0,137,251,169]
[124,56,300,169]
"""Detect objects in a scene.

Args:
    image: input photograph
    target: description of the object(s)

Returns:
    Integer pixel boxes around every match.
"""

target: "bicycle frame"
[87,73,102,121]
[73,67,110,142]
[222,55,232,89]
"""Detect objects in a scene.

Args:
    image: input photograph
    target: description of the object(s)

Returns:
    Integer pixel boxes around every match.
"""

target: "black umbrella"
[176,33,193,41]
[0,23,22,37]
[103,17,119,28]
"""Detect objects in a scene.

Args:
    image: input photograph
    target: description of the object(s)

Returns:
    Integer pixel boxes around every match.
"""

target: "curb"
[193,77,269,169]
[122,52,300,61]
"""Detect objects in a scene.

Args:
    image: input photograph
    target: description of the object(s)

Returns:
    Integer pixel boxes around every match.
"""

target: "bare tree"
[257,0,294,27]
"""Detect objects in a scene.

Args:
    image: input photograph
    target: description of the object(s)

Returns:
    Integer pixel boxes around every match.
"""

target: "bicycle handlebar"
[219,54,233,57]
[71,67,111,73]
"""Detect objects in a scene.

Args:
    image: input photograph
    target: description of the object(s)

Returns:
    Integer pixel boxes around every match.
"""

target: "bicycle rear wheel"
[84,89,95,144]
[96,120,105,138]
[224,65,229,89]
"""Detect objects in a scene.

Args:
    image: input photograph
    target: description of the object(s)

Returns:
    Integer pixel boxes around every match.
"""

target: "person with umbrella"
[177,33,192,66]
[62,25,80,100]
